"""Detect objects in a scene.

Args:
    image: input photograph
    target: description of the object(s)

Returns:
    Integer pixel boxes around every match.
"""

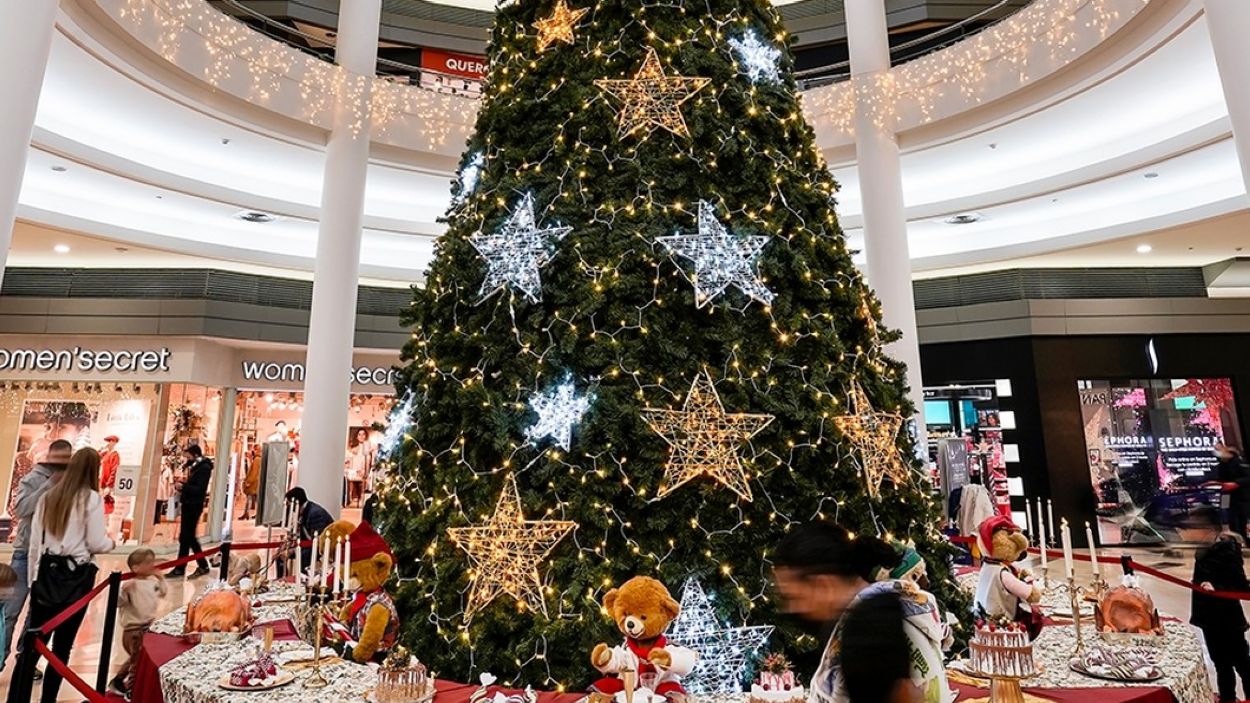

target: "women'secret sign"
[0,346,171,373]
[240,360,397,386]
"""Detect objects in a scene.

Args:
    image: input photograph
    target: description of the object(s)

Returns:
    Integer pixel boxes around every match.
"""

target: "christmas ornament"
[728,29,782,85]
[377,391,416,461]
[533,0,589,52]
[469,193,572,304]
[453,151,484,205]
[667,578,773,694]
[595,47,710,139]
[643,371,773,502]
[448,474,576,621]
[657,201,774,308]
[524,376,591,451]
[832,383,911,498]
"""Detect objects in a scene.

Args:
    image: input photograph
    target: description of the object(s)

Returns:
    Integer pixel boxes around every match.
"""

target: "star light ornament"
[658,201,774,309]
[533,0,588,52]
[595,48,710,139]
[376,391,416,461]
[453,151,484,205]
[643,372,774,502]
[448,475,576,621]
[832,383,912,498]
[524,377,591,451]
[469,193,572,304]
[728,29,782,84]
[667,578,774,694]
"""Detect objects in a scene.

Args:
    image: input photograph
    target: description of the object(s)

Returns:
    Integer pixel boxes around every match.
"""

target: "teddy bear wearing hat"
[974,515,1043,638]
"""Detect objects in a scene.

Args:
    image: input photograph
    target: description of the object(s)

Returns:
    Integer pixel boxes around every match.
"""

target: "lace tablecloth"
[154,585,377,703]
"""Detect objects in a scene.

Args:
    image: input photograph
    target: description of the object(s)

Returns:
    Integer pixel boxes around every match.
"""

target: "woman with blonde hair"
[26,447,115,703]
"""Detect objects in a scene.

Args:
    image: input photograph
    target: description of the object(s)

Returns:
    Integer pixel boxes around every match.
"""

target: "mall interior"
[2,0,1250,702]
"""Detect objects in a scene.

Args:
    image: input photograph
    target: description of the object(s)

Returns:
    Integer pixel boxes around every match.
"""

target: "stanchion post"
[1120,554,1133,576]
[7,629,42,703]
[219,541,233,581]
[95,570,123,694]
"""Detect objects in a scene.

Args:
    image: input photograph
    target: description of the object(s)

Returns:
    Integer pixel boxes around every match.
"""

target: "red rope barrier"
[36,579,112,633]
[32,637,111,703]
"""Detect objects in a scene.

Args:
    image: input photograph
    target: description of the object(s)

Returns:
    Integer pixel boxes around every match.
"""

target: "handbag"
[30,527,99,608]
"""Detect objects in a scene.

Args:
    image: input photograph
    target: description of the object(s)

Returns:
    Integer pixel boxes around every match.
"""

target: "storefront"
[0,335,400,551]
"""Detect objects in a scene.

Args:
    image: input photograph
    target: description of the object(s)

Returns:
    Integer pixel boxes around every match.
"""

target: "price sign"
[113,465,140,497]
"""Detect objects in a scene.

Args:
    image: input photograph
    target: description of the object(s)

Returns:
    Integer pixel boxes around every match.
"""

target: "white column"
[299,0,382,518]
[1203,0,1250,197]
[844,0,927,449]
[0,1,59,288]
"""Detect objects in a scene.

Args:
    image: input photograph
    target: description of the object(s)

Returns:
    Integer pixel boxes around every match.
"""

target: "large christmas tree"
[377,0,962,690]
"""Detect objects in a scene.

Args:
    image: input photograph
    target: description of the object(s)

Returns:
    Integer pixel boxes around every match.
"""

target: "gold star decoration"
[595,47,710,139]
[448,474,576,621]
[832,383,911,498]
[643,371,774,501]
[533,0,589,52]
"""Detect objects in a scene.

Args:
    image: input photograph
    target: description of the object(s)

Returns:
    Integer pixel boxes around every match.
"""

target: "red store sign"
[421,49,487,79]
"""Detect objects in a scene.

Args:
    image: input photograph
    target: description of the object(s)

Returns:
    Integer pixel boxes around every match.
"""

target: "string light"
[469,193,572,304]
[524,376,592,451]
[454,151,485,206]
[533,0,589,52]
[657,201,774,309]
[832,383,912,499]
[668,578,774,694]
[595,47,710,139]
[448,474,577,622]
[377,391,416,461]
[728,29,782,85]
[642,372,774,502]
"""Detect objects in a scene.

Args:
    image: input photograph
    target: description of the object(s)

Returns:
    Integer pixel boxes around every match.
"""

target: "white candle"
[1025,499,1035,544]
[1061,519,1074,580]
[343,537,352,592]
[1085,521,1101,580]
[1037,504,1048,570]
[308,523,318,581]
[325,530,335,585]
[1047,500,1056,546]
[333,537,344,594]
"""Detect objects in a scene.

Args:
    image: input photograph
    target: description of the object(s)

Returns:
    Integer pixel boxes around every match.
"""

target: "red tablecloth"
[950,682,1174,703]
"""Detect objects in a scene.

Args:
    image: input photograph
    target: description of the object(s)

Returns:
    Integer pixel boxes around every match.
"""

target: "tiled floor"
[0,543,1240,702]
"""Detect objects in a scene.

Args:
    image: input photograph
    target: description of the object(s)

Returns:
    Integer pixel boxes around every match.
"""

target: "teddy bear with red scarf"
[590,576,697,703]
[330,521,401,663]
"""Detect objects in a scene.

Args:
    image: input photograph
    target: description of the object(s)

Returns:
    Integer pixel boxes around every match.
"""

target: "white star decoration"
[729,29,782,85]
[377,391,416,460]
[525,376,591,451]
[657,201,774,308]
[668,578,774,694]
[469,193,572,304]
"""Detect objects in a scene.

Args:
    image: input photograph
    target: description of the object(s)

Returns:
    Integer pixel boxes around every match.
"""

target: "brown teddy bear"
[974,515,1043,637]
[327,521,400,663]
[590,576,697,703]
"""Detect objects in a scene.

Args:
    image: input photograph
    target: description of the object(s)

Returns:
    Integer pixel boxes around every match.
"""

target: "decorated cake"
[749,654,806,703]
[1095,575,1163,636]
[227,652,281,688]
[375,646,433,703]
[969,619,1035,678]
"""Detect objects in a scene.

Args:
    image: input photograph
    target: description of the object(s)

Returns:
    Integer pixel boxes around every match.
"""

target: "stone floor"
[0,539,1241,701]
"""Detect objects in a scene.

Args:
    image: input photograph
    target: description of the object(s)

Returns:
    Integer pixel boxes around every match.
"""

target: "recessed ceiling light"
[234,210,277,223]
[1136,244,1153,254]
[221,138,232,146]
[53,244,70,254]
[1144,172,1159,179]
[50,165,67,172]
[115,247,129,253]
[944,212,983,225]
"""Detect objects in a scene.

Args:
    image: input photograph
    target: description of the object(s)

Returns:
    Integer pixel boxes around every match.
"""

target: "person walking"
[1191,508,1250,703]
[108,549,167,697]
[240,446,261,520]
[2,438,72,673]
[24,447,115,703]
[772,522,953,703]
[169,445,212,579]
[1215,444,1250,538]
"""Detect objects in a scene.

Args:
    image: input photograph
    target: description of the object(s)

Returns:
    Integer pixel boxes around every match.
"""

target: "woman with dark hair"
[772,522,951,703]
[26,447,115,703]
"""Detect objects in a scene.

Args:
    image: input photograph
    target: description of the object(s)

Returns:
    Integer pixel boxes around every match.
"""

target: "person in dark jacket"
[1192,507,1250,703]
[1215,444,1250,538]
[169,445,212,578]
[277,487,335,577]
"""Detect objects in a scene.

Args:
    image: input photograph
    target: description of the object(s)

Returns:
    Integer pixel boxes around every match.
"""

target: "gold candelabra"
[301,585,348,689]
[1051,576,1091,655]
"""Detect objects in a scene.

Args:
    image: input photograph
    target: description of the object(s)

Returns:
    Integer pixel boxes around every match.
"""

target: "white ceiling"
[13,0,1247,285]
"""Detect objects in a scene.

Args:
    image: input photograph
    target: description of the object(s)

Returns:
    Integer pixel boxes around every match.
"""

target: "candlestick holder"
[1050,577,1090,655]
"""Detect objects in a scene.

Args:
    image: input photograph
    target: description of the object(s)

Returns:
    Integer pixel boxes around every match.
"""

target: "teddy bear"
[327,520,401,663]
[590,576,697,703]
[974,515,1043,638]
